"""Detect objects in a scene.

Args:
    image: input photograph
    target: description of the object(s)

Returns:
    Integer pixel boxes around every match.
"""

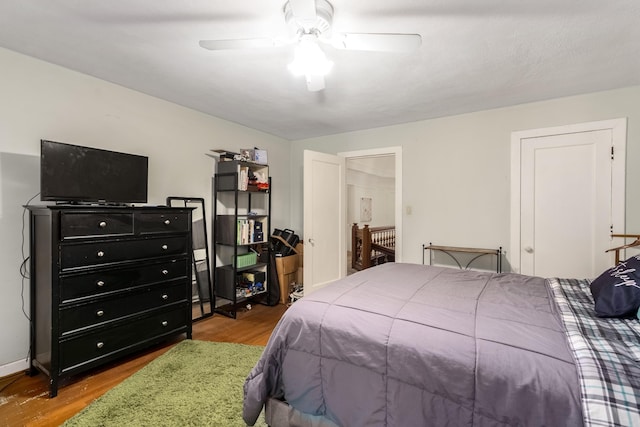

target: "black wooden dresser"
[27,205,193,397]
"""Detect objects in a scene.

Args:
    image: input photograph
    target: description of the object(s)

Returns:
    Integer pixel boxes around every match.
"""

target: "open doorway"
[340,147,402,275]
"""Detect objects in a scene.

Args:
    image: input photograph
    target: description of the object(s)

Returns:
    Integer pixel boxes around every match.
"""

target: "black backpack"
[257,242,280,306]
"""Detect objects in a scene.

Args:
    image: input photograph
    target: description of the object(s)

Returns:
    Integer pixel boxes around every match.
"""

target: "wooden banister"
[351,223,395,271]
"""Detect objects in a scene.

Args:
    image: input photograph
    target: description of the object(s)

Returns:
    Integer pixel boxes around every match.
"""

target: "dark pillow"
[590,255,640,318]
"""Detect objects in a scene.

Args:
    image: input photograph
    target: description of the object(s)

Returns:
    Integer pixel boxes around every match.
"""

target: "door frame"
[510,118,627,274]
[339,146,403,263]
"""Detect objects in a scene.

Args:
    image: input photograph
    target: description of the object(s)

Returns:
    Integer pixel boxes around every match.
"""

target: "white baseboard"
[0,358,29,378]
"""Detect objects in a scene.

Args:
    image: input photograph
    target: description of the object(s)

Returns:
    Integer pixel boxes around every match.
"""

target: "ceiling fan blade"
[305,73,325,92]
[330,33,422,53]
[199,38,286,51]
[288,0,317,27]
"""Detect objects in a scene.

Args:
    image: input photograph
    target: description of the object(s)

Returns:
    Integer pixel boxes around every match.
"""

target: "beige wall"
[0,47,291,373]
[290,85,640,268]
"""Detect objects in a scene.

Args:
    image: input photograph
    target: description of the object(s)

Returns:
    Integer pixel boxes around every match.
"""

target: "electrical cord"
[20,192,39,318]
[20,192,39,363]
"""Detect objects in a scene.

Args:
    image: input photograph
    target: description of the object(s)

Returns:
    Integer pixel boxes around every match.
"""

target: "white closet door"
[512,119,626,279]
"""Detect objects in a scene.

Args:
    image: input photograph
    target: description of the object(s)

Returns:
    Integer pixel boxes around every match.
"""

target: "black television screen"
[40,139,148,204]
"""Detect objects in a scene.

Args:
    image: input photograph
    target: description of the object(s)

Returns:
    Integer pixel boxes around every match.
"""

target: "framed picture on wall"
[360,197,372,222]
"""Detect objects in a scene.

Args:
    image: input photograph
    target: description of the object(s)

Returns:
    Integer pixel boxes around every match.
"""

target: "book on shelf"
[239,166,249,191]
[236,218,263,244]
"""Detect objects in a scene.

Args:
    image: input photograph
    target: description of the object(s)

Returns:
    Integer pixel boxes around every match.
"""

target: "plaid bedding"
[548,278,640,427]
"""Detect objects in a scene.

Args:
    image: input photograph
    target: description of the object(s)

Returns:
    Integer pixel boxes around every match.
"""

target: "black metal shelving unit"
[212,160,271,318]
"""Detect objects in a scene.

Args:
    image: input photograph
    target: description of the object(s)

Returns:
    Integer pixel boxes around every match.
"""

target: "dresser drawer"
[135,211,190,234]
[60,212,134,239]
[59,307,188,373]
[59,258,188,302]
[59,282,188,335]
[60,236,188,270]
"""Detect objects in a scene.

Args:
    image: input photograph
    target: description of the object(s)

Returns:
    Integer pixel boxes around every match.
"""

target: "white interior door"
[303,150,346,295]
[511,119,626,278]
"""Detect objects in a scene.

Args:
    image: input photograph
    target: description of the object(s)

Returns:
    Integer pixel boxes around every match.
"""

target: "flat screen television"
[40,139,148,205]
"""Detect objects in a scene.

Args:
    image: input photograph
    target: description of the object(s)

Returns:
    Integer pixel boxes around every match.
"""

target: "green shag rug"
[63,340,267,427]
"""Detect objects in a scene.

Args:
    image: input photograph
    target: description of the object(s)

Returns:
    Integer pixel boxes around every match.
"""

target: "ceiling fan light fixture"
[284,0,333,34]
[288,35,333,77]
[199,0,421,92]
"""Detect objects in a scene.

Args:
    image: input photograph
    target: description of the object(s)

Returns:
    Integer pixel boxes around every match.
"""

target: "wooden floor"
[0,303,288,427]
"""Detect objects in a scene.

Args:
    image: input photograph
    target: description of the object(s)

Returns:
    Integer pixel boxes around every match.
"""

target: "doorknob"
[308,238,315,245]
[524,246,534,254]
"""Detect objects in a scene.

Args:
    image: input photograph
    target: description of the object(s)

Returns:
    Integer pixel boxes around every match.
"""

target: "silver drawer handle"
[161,321,168,327]
[97,280,105,287]
[97,250,105,257]
[96,342,104,349]
[99,221,107,228]
[162,294,169,300]
[162,269,169,275]
[161,244,168,250]
[164,219,171,225]
[96,310,104,317]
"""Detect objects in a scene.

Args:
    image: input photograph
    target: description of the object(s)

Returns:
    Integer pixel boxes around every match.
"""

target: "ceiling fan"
[198,0,422,91]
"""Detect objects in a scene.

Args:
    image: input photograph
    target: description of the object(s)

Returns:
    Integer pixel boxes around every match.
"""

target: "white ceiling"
[0,1,638,141]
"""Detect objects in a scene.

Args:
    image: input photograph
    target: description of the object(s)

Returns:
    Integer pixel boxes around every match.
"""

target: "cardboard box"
[296,242,303,267]
[295,242,304,284]
[296,267,303,286]
[275,254,298,304]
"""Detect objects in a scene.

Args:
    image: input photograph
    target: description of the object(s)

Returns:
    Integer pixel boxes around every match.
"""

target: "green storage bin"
[234,252,257,268]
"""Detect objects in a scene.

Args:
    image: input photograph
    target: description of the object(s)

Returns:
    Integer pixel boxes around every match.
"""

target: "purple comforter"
[243,263,583,426]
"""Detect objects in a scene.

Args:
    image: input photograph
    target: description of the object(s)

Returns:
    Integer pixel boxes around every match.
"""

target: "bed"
[243,262,640,427]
